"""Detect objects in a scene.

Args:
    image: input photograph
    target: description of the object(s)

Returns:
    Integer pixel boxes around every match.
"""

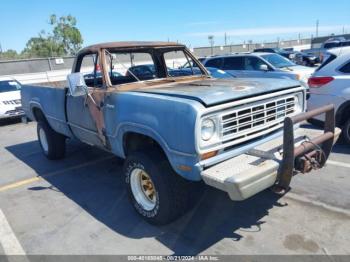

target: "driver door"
[66,52,107,148]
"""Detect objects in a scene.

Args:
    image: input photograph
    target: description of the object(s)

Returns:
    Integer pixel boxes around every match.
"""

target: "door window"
[222,57,244,70]
[205,58,223,69]
[339,61,350,73]
[77,53,102,88]
[244,57,269,70]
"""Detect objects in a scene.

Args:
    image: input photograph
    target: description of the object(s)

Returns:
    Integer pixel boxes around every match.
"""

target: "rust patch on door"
[86,91,108,147]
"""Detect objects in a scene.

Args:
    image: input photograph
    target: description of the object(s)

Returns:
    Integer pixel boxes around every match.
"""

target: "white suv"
[0,78,24,119]
[308,47,350,143]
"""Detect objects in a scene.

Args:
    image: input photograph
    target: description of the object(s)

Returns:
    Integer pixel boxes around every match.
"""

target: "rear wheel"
[37,121,66,159]
[124,149,198,225]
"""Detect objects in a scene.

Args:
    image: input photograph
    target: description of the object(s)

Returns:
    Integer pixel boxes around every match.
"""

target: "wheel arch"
[116,124,200,181]
[31,104,47,123]
[335,101,350,127]
[123,131,166,158]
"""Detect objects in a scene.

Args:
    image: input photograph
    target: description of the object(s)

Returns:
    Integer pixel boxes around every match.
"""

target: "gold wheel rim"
[140,171,156,202]
[130,168,157,211]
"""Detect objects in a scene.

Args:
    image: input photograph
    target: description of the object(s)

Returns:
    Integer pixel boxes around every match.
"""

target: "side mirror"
[259,64,269,71]
[67,73,88,97]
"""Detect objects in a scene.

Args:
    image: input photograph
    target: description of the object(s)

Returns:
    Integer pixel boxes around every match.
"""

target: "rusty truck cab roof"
[74,41,209,91]
[79,41,185,53]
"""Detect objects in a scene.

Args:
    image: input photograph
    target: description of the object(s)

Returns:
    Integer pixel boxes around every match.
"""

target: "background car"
[0,78,24,119]
[307,46,350,144]
[302,38,350,64]
[253,47,294,59]
[206,67,235,78]
[293,51,319,67]
[127,64,156,80]
[200,52,314,86]
[254,47,319,67]
[168,66,235,79]
[84,63,123,80]
[322,37,350,49]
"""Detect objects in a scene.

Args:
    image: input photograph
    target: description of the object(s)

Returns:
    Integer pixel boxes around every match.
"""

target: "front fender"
[108,122,201,181]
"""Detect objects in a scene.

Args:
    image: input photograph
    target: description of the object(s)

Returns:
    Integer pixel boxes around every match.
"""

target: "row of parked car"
[198,51,315,86]
[301,37,350,66]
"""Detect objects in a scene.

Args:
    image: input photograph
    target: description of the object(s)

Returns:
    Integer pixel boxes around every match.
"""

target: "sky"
[1,0,350,52]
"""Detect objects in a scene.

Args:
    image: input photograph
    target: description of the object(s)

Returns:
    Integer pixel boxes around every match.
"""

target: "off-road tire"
[37,121,66,160]
[124,149,198,225]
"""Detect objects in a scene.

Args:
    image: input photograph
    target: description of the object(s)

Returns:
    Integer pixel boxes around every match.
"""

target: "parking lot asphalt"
[0,120,349,255]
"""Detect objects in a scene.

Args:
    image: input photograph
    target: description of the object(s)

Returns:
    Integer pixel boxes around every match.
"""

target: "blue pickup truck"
[21,42,340,224]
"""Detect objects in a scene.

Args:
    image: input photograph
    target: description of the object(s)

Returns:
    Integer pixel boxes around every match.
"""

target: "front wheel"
[124,149,197,225]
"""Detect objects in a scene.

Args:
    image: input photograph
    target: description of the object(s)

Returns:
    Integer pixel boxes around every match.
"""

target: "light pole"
[208,35,214,55]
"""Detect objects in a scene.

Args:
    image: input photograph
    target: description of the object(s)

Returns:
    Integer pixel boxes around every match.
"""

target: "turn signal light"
[201,151,218,160]
[308,76,334,88]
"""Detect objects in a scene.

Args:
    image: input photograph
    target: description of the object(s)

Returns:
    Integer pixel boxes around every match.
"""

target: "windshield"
[261,53,296,68]
[0,80,21,93]
[323,42,340,49]
[103,49,205,86]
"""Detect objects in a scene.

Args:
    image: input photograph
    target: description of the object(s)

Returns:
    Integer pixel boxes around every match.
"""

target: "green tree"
[22,31,65,58]
[23,14,83,58]
[50,14,83,55]
[0,49,19,60]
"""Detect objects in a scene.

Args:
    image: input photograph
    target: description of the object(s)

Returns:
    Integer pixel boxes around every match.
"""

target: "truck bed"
[21,83,72,138]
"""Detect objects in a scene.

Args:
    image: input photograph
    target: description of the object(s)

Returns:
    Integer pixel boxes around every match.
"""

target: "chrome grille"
[5,107,24,116]
[2,99,21,105]
[221,95,296,140]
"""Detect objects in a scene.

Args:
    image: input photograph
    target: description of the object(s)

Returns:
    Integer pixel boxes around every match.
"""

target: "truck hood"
[137,78,301,106]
